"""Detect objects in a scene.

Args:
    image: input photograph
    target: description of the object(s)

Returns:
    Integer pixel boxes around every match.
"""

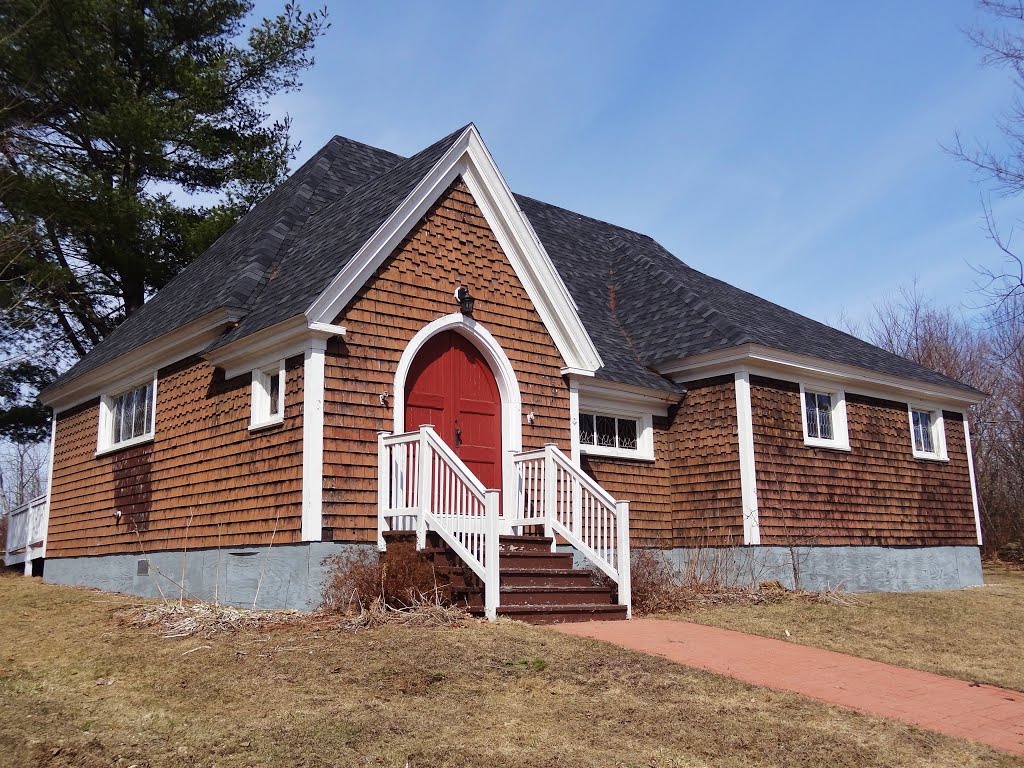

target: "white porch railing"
[512,443,632,617]
[378,426,500,619]
[5,493,48,570]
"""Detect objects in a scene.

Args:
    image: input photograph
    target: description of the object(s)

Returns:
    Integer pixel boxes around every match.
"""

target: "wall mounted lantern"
[454,286,475,317]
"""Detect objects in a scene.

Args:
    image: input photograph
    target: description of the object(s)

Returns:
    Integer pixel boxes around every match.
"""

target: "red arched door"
[404,331,502,490]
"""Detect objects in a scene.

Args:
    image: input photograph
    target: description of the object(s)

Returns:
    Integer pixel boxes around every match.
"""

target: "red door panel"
[404,331,502,491]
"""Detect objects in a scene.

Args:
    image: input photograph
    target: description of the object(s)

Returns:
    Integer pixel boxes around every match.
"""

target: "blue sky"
[255,0,1024,329]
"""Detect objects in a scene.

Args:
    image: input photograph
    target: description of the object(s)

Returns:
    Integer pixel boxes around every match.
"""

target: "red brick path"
[555,618,1024,756]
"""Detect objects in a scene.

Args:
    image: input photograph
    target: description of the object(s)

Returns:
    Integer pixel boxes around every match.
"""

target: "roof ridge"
[513,192,667,252]
[593,231,678,380]
[229,140,355,315]
[329,133,407,163]
[608,233,749,355]
[289,123,471,248]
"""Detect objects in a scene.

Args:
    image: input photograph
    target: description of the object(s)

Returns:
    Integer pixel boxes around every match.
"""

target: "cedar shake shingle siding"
[582,377,744,549]
[670,376,744,546]
[321,179,572,541]
[750,376,977,546]
[46,356,305,557]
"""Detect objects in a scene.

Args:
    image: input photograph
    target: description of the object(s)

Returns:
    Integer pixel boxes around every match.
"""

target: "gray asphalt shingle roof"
[46,126,980,399]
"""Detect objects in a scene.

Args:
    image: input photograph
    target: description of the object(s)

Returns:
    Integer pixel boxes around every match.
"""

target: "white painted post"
[616,500,632,619]
[417,426,433,550]
[484,489,501,621]
[377,431,391,551]
[543,443,556,550]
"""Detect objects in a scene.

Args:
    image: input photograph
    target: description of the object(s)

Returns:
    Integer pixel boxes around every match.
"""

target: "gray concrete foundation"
[44,542,375,610]
[654,544,984,592]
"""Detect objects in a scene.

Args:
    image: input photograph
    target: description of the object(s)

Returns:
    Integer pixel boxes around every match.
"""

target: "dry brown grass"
[0,579,1020,766]
[675,564,1024,692]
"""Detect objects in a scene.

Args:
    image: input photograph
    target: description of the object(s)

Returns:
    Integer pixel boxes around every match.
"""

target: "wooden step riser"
[499,553,575,570]
[499,590,615,607]
[505,607,629,625]
[472,604,629,624]
[500,573,595,588]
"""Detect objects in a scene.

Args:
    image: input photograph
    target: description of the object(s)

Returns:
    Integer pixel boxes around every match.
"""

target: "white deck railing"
[5,493,48,568]
[378,426,500,619]
[513,443,632,617]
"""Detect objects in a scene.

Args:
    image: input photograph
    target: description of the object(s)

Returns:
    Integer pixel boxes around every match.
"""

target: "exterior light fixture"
[455,286,475,316]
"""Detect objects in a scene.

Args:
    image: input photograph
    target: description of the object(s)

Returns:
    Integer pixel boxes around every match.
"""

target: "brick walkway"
[554,618,1024,756]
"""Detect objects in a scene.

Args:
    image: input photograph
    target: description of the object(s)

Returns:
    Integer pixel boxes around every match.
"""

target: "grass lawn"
[676,565,1024,692]
[0,575,1021,767]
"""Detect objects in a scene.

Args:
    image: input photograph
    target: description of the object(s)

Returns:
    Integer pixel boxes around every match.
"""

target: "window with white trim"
[250,360,285,429]
[577,409,655,460]
[909,406,947,460]
[799,383,850,450]
[98,376,156,453]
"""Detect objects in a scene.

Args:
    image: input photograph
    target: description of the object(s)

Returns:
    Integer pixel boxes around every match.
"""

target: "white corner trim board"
[301,339,327,542]
[963,414,983,546]
[303,124,603,376]
[734,371,761,546]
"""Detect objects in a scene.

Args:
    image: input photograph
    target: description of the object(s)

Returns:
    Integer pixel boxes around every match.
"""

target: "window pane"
[913,410,933,452]
[617,418,638,450]
[133,384,149,437]
[816,393,833,440]
[112,393,124,444]
[804,392,819,439]
[269,372,281,416]
[579,413,595,445]
[596,415,616,447]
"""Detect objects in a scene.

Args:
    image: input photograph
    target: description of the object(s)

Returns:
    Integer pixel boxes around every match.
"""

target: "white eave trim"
[42,307,243,413]
[569,375,682,416]
[659,344,985,408]
[204,316,347,380]
[303,124,603,375]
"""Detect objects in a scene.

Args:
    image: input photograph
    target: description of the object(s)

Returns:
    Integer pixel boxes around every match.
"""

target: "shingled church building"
[24,124,983,620]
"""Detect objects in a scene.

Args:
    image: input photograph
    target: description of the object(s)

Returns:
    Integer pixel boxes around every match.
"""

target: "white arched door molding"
[392,313,523,514]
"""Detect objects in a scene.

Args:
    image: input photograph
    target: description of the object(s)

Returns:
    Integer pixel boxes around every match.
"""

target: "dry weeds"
[0,577,1019,767]
[677,564,1024,692]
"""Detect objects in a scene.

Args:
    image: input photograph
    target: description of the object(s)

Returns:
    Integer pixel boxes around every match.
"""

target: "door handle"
[454,426,462,448]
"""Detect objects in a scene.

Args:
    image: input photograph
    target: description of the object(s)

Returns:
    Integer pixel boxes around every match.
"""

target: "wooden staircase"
[383,531,628,624]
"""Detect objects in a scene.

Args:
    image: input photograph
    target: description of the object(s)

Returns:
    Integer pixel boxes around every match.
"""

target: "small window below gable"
[909,406,947,461]
[97,375,157,454]
[250,360,285,430]
[578,409,654,460]
[798,383,850,451]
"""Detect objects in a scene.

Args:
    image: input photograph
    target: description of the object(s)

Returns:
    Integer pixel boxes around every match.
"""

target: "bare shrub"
[320,541,451,614]
[117,602,307,639]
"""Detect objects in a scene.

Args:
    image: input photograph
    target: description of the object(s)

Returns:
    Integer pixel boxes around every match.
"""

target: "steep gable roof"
[44,126,982,403]
[47,135,404,391]
[211,125,469,349]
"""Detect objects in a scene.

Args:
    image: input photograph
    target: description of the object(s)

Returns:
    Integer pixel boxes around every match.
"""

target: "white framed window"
[250,360,285,429]
[798,383,850,451]
[908,405,947,461]
[577,408,655,460]
[97,374,157,454]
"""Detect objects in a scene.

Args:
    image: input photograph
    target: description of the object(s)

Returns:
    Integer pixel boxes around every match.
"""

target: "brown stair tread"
[500,585,609,594]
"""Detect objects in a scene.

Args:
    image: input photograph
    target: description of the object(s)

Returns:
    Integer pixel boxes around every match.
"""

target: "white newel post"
[377,431,391,551]
[616,500,632,618]
[417,426,433,550]
[484,489,501,620]
[543,443,557,549]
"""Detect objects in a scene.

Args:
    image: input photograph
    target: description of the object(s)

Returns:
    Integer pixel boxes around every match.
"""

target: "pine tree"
[0,0,328,439]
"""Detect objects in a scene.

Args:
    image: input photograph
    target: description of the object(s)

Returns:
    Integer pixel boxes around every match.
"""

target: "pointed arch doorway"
[404,330,503,490]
